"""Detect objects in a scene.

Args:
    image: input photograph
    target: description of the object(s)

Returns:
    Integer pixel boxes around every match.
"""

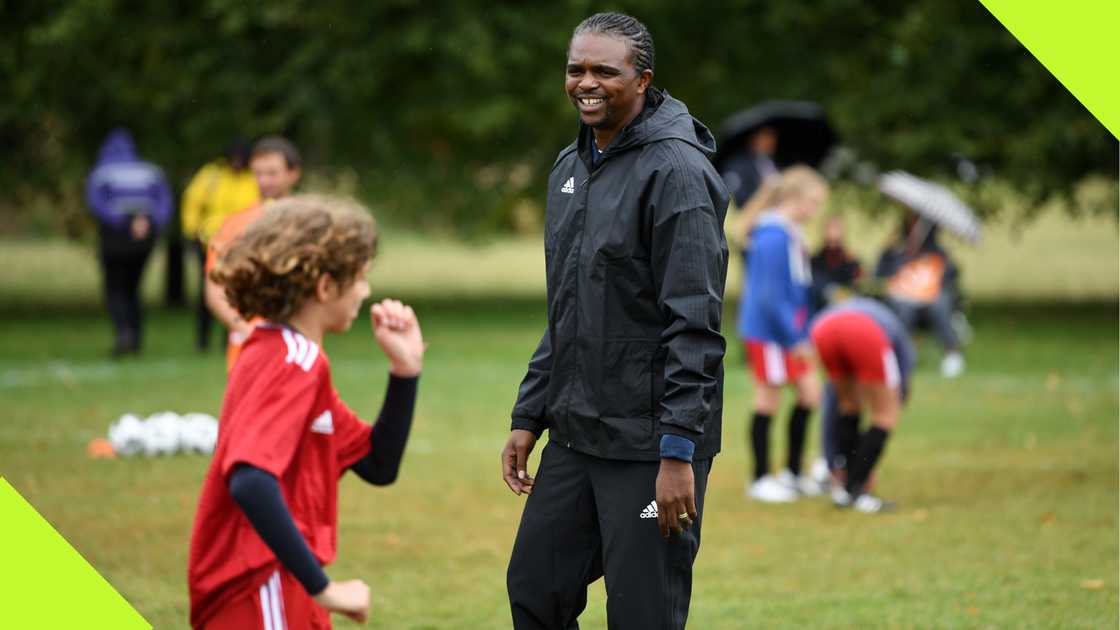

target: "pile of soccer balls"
[106,412,219,457]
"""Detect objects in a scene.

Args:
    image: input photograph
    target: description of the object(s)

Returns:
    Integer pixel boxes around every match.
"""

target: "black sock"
[786,404,812,476]
[847,426,890,495]
[834,413,861,472]
[750,412,772,480]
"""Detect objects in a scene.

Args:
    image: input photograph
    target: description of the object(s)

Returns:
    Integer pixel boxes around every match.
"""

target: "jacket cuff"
[511,417,546,437]
[659,434,695,462]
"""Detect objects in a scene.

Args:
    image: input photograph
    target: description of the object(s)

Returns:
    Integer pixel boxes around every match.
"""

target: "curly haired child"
[188,195,424,629]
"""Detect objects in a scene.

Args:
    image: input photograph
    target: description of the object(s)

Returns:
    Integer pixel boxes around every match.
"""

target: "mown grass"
[0,298,1115,629]
[0,216,1116,628]
[0,208,1116,312]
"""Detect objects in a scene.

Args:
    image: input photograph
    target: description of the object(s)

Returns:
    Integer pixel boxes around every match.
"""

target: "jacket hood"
[96,128,139,166]
[579,88,718,159]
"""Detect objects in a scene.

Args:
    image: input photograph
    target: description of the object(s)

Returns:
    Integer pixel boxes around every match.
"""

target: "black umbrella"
[713,100,837,171]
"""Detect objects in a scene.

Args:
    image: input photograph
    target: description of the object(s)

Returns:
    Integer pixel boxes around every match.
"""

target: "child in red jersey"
[188,195,424,629]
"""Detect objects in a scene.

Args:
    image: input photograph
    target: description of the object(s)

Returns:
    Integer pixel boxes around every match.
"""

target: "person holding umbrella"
[85,128,173,357]
[875,171,980,378]
[714,100,836,209]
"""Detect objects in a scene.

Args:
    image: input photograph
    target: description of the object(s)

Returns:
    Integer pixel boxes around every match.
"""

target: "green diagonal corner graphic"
[979,0,1119,139]
[0,478,151,629]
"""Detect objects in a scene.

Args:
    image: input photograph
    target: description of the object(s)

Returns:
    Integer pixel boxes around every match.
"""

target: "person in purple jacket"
[737,166,828,502]
[85,128,173,356]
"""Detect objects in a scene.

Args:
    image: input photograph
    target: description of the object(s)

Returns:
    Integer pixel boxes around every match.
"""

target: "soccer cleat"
[777,468,825,497]
[940,352,965,378]
[851,493,896,513]
[830,485,852,507]
[748,474,798,503]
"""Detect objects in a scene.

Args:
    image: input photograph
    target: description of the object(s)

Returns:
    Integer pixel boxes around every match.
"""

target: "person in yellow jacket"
[182,140,260,351]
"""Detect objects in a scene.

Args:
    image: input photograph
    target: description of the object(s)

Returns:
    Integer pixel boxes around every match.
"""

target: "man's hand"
[370,299,424,377]
[655,458,697,539]
[501,429,538,496]
[313,579,370,623]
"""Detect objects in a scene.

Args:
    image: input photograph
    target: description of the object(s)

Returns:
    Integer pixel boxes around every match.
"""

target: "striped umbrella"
[879,170,981,243]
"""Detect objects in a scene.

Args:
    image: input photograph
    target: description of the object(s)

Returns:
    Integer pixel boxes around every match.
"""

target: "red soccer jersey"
[188,324,372,629]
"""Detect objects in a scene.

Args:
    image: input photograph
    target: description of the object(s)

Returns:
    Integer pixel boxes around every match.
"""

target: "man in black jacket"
[501,13,729,629]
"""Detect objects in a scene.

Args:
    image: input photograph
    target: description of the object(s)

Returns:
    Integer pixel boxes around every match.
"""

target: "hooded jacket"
[86,129,172,255]
[737,211,812,347]
[511,89,730,462]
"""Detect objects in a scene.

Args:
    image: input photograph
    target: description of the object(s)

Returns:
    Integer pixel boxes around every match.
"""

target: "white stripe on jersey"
[280,328,319,373]
[764,342,787,384]
[883,348,901,390]
[281,329,297,364]
[300,342,319,372]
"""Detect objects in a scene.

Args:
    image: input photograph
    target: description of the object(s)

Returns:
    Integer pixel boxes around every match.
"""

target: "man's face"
[565,33,651,136]
[251,152,300,199]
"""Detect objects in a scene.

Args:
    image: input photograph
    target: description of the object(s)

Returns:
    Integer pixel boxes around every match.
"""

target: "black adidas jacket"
[511,89,730,461]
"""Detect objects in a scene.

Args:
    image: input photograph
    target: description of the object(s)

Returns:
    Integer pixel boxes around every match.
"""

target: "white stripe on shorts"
[259,580,274,630]
[269,571,286,630]
[764,342,787,385]
[882,348,901,390]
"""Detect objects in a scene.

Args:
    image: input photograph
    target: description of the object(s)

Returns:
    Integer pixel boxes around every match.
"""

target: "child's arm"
[347,299,423,485]
[349,375,418,485]
[228,464,329,594]
[229,464,370,621]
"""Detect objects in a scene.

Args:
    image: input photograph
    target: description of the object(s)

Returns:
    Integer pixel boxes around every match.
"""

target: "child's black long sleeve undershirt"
[227,374,419,595]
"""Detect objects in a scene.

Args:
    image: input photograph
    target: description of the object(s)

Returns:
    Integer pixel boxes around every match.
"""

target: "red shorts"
[202,569,331,630]
[810,311,900,389]
[744,339,810,385]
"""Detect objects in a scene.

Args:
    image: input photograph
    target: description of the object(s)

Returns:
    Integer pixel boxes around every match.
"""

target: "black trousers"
[192,239,214,350]
[100,249,152,351]
[507,441,712,630]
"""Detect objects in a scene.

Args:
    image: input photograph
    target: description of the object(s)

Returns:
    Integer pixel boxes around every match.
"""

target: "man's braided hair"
[572,12,655,76]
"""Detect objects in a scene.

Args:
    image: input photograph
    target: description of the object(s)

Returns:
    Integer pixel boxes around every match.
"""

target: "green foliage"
[2,1,1116,235]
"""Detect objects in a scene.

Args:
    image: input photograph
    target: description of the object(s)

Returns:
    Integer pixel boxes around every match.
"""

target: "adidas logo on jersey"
[310,410,334,434]
[639,500,658,519]
[560,177,575,194]
[281,328,320,372]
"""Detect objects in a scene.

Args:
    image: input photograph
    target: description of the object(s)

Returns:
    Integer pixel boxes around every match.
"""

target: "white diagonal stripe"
[281,329,297,364]
[300,342,319,372]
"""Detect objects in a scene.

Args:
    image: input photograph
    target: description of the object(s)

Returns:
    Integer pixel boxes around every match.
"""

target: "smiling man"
[501,12,729,630]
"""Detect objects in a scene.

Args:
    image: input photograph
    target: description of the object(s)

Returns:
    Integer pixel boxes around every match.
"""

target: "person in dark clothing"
[85,129,173,356]
[719,126,778,209]
[501,13,729,629]
[810,214,863,316]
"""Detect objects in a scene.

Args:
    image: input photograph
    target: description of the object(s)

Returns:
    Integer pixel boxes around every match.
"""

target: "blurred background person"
[85,128,173,357]
[205,135,302,373]
[810,296,915,513]
[737,166,827,503]
[810,214,863,316]
[180,138,259,352]
[720,126,778,210]
[876,213,967,377]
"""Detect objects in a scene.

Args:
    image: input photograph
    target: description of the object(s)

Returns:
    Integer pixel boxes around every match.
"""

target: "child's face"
[323,262,371,333]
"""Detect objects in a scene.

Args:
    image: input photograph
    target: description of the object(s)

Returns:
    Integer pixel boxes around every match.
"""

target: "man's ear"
[315,273,336,302]
[637,69,653,94]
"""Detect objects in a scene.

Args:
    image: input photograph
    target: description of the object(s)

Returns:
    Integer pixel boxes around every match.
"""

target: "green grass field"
[0,215,1117,628]
[1,299,1116,628]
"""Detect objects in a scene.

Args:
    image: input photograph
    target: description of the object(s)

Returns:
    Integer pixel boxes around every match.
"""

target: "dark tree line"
[3,0,1115,235]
